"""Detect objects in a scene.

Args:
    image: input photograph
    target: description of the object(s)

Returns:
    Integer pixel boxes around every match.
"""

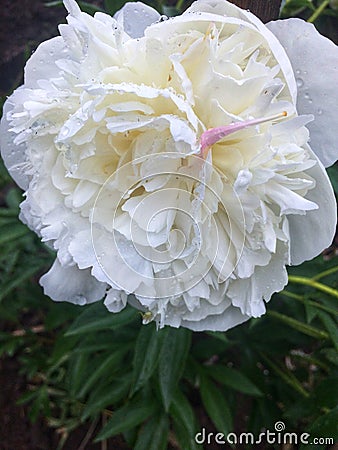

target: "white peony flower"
[1,0,337,331]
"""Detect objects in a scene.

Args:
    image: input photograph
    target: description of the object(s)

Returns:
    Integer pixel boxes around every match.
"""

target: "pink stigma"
[199,111,287,158]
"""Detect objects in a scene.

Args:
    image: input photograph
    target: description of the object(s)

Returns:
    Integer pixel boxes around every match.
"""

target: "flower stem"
[268,310,329,340]
[312,265,338,281]
[175,0,185,12]
[281,291,338,316]
[288,275,338,298]
[307,0,330,23]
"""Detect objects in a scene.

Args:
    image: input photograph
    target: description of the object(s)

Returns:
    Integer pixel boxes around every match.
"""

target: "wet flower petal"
[0,0,337,331]
[267,18,338,167]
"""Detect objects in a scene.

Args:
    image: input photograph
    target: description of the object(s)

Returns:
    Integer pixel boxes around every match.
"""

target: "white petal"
[0,95,31,190]
[183,0,297,103]
[40,258,107,304]
[180,305,250,331]
[114,2,160,38]
[228,242,288,317]
[24,37,67,89]
[104,288,128,313]
[267,18,338,167]
[288,145,337,265]
[63,0,82,16]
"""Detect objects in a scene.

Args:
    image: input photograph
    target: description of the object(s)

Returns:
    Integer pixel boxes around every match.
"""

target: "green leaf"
[134,413,169,450]
[0,223,28,246]
[131,323,162,396]
[170,390,197,437]
[200,375,232,436]
[260,353,309,397]
[170,390,201,450]
[104,0,128,15]
[65,303,137,336]
[77,349,128,398]
[317,311,338,351]
[0,264,45,302]
[173,420,202,450]
[281,0,315,16]
[206,365,263,396]
[77,1,103,15]
[307,406,338,439]
[81,375,132,421]
[205,331,231,344]
[327,164,338,194]
[68,352,89,397]
[162,5,179,16]
[158,327,191,411]
[5,188,22,210]
[95,398,157,441]
[268,310,329,340]
[45,0,102,14]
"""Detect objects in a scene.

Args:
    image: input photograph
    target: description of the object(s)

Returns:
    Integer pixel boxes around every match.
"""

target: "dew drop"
[317,108,323,115]
[295,69,301,75]
[74,294,87,305]
[296,78,304,88]
[60,125,70,137]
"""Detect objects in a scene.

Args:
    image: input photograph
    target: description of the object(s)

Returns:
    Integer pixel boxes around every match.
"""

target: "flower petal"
[180,305,250,331]
[288,145,337,265]
[184,0,297,103]
[267,18,338,167]
[40,258,107,304]
[114,1,160,38]
[24,37,67,89]
[0,95,31,190]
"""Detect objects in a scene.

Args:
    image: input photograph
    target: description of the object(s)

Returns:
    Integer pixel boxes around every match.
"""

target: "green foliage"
[281,0,338,41]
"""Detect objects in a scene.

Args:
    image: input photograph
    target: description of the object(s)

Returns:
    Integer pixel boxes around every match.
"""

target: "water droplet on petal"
[74,294,87,305]
[317,108,323,115]
[296,78,304,88]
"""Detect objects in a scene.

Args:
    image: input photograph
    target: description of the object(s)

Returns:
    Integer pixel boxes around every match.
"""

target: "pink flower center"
[199,111,287,158]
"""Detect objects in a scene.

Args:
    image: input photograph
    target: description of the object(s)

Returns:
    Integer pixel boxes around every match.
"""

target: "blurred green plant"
[1,1,337,449]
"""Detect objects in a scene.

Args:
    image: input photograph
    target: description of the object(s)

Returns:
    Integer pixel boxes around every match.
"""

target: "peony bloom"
[1,0,337,331]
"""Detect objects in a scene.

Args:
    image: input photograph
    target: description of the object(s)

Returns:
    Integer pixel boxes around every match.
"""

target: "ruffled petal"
[0,95,31,190]
[267,18,338,167]
[114,1,160,38]
[184,0,297,103]
[40,259,107,304]
[104,288,128,313]
[180,305,250,331]
[24,37,67,89]
[288,145,337,265]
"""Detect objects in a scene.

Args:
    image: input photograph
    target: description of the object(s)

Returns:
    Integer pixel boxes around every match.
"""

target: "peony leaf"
[81,375,131,421]
[65,303,137,336]
[170,389,202,450]
[134,413,169,450]
[95,398,157,441]
[130,323,163,396]
[205,365,263,396]
[200,375,232,435]
[158,327,191,411]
